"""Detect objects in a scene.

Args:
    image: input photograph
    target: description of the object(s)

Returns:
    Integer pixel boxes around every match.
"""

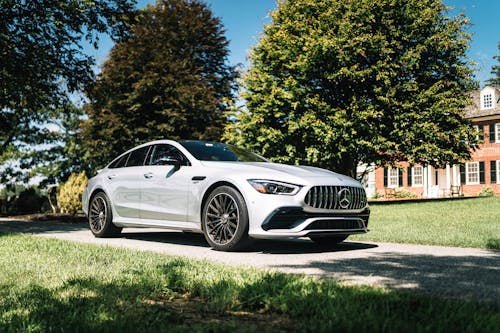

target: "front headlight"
[247,179,302,195]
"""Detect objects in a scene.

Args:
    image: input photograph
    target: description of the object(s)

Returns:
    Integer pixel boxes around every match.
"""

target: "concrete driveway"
[1,218,498,302]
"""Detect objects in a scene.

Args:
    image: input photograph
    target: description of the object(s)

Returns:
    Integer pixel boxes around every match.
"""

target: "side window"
[148,144,189,166]
[126,146,151,167]
[108,153,129,169]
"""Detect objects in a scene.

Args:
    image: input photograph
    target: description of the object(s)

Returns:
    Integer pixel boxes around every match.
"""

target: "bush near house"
[57,172,88,215]
[478,187,495,197]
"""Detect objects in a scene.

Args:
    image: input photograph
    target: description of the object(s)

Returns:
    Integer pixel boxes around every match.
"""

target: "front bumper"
[249,206,370,239]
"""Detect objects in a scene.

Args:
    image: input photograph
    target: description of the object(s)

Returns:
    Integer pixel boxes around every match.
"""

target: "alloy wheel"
[89,196,107,233]
[205,193,239,245]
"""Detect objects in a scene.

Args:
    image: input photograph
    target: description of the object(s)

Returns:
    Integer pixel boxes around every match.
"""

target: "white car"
[82,140,370,251]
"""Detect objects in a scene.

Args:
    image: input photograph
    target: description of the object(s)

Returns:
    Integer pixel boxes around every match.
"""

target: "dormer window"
[480,87,497,110]
[483,94,493,109]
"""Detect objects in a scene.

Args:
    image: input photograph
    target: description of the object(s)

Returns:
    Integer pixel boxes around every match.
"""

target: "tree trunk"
[333,154,358,179]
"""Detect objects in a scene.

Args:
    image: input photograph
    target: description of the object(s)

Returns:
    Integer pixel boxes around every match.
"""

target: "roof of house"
[465,86,500,119]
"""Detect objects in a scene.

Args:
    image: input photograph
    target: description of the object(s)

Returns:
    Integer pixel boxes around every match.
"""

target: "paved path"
[1,218,498,302]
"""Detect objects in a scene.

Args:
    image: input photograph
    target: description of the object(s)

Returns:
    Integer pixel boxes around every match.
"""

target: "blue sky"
[91,0,500,86]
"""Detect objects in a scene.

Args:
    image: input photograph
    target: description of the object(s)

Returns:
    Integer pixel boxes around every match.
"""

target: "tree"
[0,0,136,179]
[486,42,500,86]
[83,0,236,169]
[225,0,478,177]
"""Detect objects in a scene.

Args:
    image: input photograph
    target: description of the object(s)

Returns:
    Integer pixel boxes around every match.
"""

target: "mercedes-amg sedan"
[82,140,370,251]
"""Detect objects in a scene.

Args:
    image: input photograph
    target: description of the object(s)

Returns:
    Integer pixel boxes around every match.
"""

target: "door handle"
[107,174,117,180]
[144,172,153,179]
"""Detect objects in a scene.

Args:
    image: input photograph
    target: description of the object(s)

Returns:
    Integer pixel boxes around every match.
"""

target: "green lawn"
[353,197,500,249]
[0,233,498,332]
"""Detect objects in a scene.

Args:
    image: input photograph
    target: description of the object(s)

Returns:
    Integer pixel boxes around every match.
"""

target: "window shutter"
[478,125,484,141]
[460,165,466,184]
[489,124,496,143]
[491,161,497,184]
[383,167,388,187]
[479,161,485,184]
[407,167,412,187]
[398,169,403,187]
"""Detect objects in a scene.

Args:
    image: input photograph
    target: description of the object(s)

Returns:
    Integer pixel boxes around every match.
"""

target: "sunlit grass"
[0,233,498,332]
[354,197,500,249]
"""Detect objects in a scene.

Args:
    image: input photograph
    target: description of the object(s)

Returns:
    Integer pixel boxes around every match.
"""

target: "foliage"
[83,0,237,170]
[354,197,500,249]
[478,186,495,197]
[225,0,478,177]
[0,185,48,215]
[0,234,498,332]
[1,103,91,186]
[0,0,136,182]
[57,172,88,215]
[486,42,500,86]
[393,189,418,199]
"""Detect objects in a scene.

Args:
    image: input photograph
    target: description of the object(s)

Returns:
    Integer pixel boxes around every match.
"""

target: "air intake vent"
[304,186,367,210]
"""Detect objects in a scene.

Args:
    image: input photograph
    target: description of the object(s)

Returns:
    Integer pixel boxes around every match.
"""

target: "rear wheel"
[88,192,122,238]
[309,235,348,247]
[202,186,251,251]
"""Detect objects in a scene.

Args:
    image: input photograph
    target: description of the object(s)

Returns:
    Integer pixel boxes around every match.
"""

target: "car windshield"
[179,141,267,162]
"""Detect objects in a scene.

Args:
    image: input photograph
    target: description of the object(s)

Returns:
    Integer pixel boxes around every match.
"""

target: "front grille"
[304,186,367,210]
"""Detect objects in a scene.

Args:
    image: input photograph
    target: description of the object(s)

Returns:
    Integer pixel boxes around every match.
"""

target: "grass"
[0,233,498,332]
[353,196,500,249]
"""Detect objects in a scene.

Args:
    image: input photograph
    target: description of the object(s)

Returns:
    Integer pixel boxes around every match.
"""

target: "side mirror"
[156,157,181,169]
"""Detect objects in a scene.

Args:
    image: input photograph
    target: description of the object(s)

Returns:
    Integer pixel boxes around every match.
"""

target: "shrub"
[57,172,88,214]
[1,186,46,215]
[393,189,418,199]
[478,187,495,197]
[371,192,384,200]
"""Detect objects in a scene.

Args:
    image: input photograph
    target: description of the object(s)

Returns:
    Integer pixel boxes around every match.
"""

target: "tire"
[88,192,122,238]
[202,186,251,251]
[309,235,348,247]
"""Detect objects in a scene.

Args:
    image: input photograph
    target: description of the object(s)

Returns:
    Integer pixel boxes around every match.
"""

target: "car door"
[105,145,151,219]
[139,144,192,222]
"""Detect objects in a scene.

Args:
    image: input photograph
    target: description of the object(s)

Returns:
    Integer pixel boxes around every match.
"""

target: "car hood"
[199,161,361,187]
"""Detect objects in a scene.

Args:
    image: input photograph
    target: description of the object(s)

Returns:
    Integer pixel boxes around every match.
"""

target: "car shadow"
[246,239,378,254]
[121,231,211,248]
[121,229,377,254]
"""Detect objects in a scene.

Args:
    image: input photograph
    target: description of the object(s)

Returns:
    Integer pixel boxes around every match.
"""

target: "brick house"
[362,86,500,198]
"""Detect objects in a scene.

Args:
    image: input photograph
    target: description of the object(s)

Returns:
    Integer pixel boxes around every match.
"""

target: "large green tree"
[0,0,136,181]
[486,42,500,86]
[83,0,236,169]
[225,0,478,177]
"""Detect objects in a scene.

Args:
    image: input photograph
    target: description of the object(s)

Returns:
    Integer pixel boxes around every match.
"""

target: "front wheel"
[202,186,251,251]
[309,235,348,247]
[88,192,122,238]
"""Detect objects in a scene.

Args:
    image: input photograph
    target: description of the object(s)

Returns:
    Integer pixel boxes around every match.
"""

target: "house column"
[452,165,459,186]
[423,165,428,198]
[446,164,451,191]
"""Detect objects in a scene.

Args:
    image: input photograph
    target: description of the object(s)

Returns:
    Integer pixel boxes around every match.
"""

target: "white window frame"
[412,166,424,187]
[465,162,480,185]
[482,93,493,109]
[388,167,399,188]
[497,160,500,185]
[496,123,500,143]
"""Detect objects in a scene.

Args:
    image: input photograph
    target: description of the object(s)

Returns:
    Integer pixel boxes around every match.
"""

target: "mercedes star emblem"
[338,188,352,209]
